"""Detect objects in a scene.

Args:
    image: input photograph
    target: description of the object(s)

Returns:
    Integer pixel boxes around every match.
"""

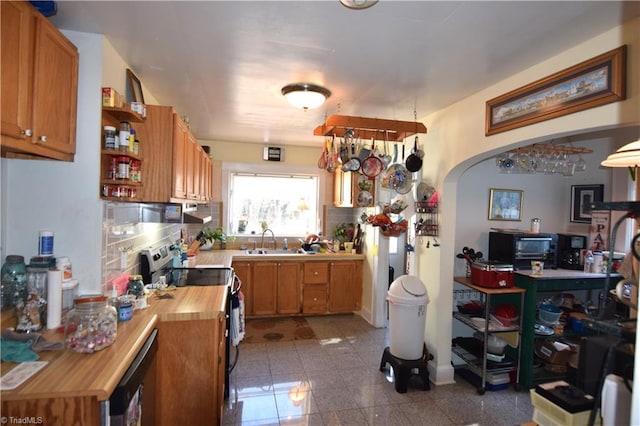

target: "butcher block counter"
[1,285,228,426]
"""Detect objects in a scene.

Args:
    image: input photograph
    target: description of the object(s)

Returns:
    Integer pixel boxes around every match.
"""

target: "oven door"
[514,236,554,260]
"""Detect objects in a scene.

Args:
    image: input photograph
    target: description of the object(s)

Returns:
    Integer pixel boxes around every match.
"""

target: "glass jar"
[127,275,145,298]
[15,266,48,332]
[65,295,117,353]
[1,255,26,310]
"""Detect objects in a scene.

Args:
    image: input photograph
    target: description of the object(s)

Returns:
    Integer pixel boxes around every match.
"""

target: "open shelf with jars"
[100,104,146,201]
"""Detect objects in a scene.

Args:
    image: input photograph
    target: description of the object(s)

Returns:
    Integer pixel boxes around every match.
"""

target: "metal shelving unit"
[453,276,526,394]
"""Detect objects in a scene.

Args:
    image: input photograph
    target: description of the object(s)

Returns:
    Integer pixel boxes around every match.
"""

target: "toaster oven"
[488,231,558,270]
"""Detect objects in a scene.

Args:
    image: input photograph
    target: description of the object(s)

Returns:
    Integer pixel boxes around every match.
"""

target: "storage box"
[530,389,600,426]
[535,381,594,413]
[535,339,571,365]
[102,87,124,108]
[456,367,510,391]
[470,261,514,288]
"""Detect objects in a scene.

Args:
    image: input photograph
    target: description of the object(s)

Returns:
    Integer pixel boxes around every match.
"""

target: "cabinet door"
[185,133,197,200]
[232,262,252,316]
[172,114,188,199]
[31,10,78,155]
[329,261,358,313]
[1,1,31,141]
[277,262,301,314]
[333,169,353,207]
[252,262,277,316]
[303,285,327,314]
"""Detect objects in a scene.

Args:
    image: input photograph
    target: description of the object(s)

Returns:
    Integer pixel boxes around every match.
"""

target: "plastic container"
[387,275,429,360]
[65,295,117,353]
[56,256,73,282]
[38,231,54,257]
[104,125,116,149]
[539,303,562,324]
[1,255,26,309]
[530,389,600,426]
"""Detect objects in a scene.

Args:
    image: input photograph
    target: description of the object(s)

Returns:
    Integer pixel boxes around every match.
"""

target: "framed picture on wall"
[571,184,604,223]
[488,188,523,221]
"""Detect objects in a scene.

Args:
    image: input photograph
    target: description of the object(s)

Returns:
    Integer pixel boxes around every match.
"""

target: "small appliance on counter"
[470,260,514,288]
[557,233,587,270]
[488,231,558,270]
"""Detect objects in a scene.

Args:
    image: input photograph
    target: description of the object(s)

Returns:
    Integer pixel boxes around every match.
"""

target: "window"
[228,172,320,237]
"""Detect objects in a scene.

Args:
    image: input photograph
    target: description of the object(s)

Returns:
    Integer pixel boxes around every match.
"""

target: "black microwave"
[488,231,558,270]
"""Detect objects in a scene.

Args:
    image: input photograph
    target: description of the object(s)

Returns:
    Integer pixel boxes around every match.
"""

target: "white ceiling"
[49,1,640,147]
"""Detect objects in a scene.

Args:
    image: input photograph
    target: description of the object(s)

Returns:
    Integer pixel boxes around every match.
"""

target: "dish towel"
[0,337,38,362]
[230,288,245,347]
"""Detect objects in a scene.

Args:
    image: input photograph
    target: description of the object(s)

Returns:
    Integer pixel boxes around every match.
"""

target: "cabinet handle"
[22,129,33,137]
[314,272,318,276]
[313,297,318,301]
[38,135,48,143]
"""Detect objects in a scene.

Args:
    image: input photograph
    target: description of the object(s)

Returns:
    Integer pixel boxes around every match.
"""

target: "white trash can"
[387,275,429,360]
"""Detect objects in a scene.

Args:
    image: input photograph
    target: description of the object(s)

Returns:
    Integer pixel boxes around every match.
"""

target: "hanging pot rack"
[313,114,427,141]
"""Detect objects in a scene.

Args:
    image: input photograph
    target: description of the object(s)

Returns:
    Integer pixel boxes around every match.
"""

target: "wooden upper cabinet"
[1,1,78,161]
[136,104,212,203]
[172,114,188,200]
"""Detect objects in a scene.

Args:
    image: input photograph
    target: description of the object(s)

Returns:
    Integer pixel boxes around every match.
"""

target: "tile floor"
[223,314,534,425]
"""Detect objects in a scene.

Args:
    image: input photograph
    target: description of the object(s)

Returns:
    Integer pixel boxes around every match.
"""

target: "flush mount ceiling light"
[601,139,640,167]
[339,0,379,10]
[281,83,331,110]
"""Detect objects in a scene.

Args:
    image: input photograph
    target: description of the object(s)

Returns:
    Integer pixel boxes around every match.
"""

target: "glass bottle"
[15,266,48,332]
[1,255,26,310]
[65,295,117,353]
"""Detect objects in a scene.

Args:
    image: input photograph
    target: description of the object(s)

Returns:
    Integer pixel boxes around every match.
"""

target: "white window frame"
[221,162,327,238]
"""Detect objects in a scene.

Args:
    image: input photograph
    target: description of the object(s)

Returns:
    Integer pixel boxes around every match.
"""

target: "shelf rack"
[313,114,427,141]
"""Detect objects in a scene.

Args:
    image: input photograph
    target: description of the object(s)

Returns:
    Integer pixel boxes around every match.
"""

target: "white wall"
[419,18,640,385]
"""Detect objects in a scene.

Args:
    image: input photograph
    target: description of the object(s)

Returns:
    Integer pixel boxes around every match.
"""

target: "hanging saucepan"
[405,136,423,172]
[361,140,384,179]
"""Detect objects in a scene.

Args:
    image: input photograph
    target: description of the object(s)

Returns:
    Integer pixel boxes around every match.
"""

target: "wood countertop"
[1,286,227,402]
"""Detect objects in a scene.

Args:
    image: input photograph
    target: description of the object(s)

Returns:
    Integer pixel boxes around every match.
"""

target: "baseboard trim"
[428,361,456,386]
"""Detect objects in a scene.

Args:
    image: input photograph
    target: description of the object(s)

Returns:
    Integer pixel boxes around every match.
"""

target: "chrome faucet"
[260,228,277,250]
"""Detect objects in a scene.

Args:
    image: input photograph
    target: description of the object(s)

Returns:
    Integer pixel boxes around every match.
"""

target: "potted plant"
[201,227,227,250]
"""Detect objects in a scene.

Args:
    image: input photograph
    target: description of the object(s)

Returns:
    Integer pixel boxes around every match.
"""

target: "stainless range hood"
[182,203,212,224]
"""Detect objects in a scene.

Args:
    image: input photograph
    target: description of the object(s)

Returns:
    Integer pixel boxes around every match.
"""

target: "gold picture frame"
[486,45,626,136]
[488,188,523,221]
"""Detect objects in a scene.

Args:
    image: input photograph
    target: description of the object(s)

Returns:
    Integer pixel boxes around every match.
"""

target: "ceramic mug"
[615,279,638,309]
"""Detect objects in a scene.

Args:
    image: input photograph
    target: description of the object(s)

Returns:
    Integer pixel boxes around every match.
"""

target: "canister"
[470,260,514,288]
[38,231,54,257]
[530,218,540,233]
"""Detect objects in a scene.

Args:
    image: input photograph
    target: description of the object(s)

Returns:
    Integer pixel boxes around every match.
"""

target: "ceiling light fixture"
[601,139,640,167]
[281,83,331,110]
[339,0,379,10]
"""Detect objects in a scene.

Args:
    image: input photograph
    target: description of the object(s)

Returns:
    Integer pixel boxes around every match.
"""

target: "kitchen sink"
[244,249,312,255]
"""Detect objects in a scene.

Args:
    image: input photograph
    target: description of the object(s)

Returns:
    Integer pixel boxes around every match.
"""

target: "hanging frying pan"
[360,140,384,179]
[405,136,423,172]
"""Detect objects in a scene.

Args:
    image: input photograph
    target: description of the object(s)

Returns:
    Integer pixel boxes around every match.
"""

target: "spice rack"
[415,201,439,236]
[100,104,146,201]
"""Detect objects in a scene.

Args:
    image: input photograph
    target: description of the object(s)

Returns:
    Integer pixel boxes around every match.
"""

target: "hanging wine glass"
[576,154,587,172]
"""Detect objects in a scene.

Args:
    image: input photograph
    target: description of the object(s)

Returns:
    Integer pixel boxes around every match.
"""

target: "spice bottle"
[118,121,130,152]
[104,126,117,150]
[129,128,136,152]
[117,156,130,180]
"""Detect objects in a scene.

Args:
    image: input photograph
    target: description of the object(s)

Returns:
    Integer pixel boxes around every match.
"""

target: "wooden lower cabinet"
[234,259,361,318]
[156,314,226,426]
[277,262,301,314]
[329,260,362,313]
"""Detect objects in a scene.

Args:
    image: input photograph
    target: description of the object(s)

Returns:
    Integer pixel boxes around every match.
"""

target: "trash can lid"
[387,275,429,304]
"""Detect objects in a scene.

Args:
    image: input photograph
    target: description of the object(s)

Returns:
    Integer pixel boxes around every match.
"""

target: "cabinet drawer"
[304,262,329,284]
[303,286,327,313]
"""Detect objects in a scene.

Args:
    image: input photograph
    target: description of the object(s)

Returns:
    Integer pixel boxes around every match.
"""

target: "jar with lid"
[104,125,117,150]
[65,295,117,353]
[1,255,26,310]
[530,218,540,233]
[117,156,130,180]
[56,256,73,282]
[118,121,130,152]
[127,275,145,298]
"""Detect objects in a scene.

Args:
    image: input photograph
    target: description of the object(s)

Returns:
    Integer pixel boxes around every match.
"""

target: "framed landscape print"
[488,188,523,221]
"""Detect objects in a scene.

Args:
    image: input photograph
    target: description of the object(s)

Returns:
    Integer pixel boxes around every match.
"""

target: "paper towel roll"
[47,269,63,329]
